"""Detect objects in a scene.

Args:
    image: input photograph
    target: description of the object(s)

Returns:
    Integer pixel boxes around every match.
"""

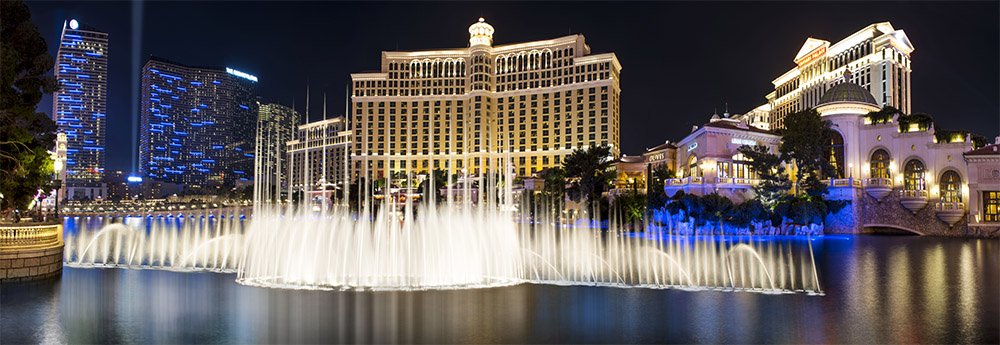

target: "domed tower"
[468,18,494,92]
[468,17,494,47]
[814,70,881,194]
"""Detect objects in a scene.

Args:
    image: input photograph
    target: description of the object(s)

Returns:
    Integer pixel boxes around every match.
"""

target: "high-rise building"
[349,18,621,180]
[285,117,352,201]
[139,56,258,187]
[254,101,300,203]
[749,22,914,130]
[52,19,109,200]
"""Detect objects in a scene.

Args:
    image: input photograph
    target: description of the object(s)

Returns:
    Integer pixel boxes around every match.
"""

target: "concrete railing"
[864,177,892,187]
[899,189,929,198]
[935,202,964,211]
[0,223,63,250]
[1,222,64,282]
[668,177,703,186]
[827,178,862,187]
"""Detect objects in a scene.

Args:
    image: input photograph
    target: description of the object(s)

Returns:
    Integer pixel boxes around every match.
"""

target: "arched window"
[940,170,962,202]
[870,149,891,179]
[827,131,845,178]
[687,156,699,177]
[903,159,925,191]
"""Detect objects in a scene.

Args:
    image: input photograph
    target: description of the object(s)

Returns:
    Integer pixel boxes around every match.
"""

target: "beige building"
[349,18,622,181]
[735,22,914,130]
[285,117,352,201]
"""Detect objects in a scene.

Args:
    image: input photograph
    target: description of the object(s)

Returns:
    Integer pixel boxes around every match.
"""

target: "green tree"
[737,144,791,206]
[612,188,646,225]
[646,164,674,211]
[700,193,734,234]
[538,167,566,201]
[562,145,614,205]
[1,0,59,213]
[417,168,447,202]
[777,109,836,198]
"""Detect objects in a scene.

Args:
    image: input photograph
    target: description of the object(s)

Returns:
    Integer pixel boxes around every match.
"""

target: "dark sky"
[28,1,1000,172]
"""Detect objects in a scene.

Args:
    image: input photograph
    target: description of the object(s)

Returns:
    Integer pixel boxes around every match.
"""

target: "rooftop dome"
[817,70,878,106]
[469,18,494,47]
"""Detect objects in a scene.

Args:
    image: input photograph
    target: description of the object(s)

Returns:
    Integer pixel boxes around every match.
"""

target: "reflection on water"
[2,235,998,344]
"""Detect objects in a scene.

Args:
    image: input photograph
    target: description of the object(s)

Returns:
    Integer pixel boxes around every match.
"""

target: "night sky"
[27,1,1000,173]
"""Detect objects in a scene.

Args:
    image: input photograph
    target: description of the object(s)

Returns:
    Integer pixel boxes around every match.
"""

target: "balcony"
[864,177,893,201]
[717,177,760,186]
[667,177,703,186]
[898,189,929,214]
[934,202,965,227]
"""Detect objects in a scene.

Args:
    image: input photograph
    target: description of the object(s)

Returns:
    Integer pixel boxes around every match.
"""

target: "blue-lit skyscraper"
[52,19,108,200]
[139,56,258,187]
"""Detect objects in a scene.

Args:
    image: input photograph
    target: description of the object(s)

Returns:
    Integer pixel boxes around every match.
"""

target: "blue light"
[239,104,249,110]
[127,176,143,183]
[191,151,203,155]
[243,153,254,157]
[191,81,202,86]
[177,87,187,91]
[201,159,216,163]
[85,52,102,57]
[212,80,221,84]
[234,171,245,174]
[173,131,188,136]
[212,145,223,149]
[76,74,90,79]
[199,104,208,108]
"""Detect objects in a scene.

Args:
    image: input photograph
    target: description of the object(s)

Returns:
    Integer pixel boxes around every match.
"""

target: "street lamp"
[53,158,63,218]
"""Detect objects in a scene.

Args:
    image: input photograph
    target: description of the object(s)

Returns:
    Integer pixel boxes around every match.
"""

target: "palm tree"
[562,145,614,205]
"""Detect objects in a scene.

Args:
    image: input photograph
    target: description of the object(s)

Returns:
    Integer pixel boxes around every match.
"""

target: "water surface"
[2,234,997,343]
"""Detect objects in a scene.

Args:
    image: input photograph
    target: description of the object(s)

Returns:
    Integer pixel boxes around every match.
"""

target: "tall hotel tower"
[52,19,108,200]
[139,56,258,187]
[350,18,621,180]
[760,22,913,130]
[255,101,300,202]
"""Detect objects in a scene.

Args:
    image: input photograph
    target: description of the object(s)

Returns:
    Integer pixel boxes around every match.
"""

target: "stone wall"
[1,245,64,282]
[859,187,999,237]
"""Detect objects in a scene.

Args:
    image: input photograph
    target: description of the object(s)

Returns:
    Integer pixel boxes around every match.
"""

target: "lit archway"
[903,159,925,191]
[827,130,845,178]
[869,149,891,179]
[939,170,961,202]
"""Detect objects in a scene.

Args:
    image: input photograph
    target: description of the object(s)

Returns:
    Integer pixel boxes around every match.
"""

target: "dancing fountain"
[64,155,823,295]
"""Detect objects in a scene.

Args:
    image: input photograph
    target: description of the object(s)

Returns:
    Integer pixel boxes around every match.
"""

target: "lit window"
[940,171,962,203]
[985,191,1000,222]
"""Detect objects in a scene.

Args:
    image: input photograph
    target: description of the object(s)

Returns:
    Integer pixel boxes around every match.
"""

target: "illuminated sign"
[127,176,143,183]
[69,19,79,30]
[226,67,258,82]
[731,138,757,146]
[796,46,826,67]
[687,143,698,152]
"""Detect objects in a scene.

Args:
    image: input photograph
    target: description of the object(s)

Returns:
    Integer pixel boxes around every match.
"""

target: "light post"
[53,158,63,218]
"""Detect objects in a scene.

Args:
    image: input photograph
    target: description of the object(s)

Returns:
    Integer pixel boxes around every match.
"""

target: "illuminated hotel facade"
[285,117,352,201]
[138,56,258,187]
[254,102,300,203]
[350,18,621,180]
[738,22,914,130]
[52,19,108,200]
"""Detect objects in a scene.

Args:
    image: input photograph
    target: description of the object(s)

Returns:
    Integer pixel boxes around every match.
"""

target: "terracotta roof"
[702,120,777,135]
[645,141,677,152]
[617,156,644,163]
[964,144,1000,156]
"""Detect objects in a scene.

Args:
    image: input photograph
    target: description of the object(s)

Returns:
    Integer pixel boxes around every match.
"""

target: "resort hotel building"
[349,18,621,181]
[735,22,914,130]
[52,19,109,201]
[138,56,258,187]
